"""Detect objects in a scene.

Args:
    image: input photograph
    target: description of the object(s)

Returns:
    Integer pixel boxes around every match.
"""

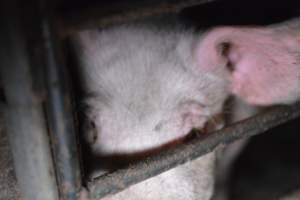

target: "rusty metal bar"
[41,9,82,200]
[88,103,300,199]
[0,0,82,199]
[57,0,215,37]
[0,1,60,200]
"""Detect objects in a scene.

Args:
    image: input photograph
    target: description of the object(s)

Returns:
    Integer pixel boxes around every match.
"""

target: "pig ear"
[194,27,236,72]
[196,26,299,105]
[194,26,273,72]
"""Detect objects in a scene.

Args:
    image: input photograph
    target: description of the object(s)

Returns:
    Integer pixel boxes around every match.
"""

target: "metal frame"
[0,1,61,200]
[42,12,81,200]
[0,0,81,200]
[0,0,300,200]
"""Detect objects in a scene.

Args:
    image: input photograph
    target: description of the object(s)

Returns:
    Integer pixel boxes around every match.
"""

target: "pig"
[73,16,300,199]
[72,22,231,200]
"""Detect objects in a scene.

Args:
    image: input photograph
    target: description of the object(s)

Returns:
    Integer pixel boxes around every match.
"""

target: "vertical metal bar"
[0,1,60,200]
[41,8,82,200]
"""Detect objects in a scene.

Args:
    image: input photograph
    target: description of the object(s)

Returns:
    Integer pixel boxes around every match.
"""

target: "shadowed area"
[229,117,300,200]
[0,115,20,200]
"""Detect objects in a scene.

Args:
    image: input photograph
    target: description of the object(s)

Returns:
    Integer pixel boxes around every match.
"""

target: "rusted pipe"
[42,13,82,200]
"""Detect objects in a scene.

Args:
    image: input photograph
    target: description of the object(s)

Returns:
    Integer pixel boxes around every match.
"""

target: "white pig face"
[72,17,300,200]
[73,24,230,200]
[75,26,230,155]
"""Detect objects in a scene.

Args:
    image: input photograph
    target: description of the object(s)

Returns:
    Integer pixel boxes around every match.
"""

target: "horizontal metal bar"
[88,103,300,199]
[57,0,215,37]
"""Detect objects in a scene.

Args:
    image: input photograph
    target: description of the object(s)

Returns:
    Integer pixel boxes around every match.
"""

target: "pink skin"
[199,22,300,106]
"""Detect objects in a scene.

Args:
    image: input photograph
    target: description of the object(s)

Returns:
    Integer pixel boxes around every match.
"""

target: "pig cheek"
[231,68,255,104]
[230,63,271,105]
[246,61,300,105]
